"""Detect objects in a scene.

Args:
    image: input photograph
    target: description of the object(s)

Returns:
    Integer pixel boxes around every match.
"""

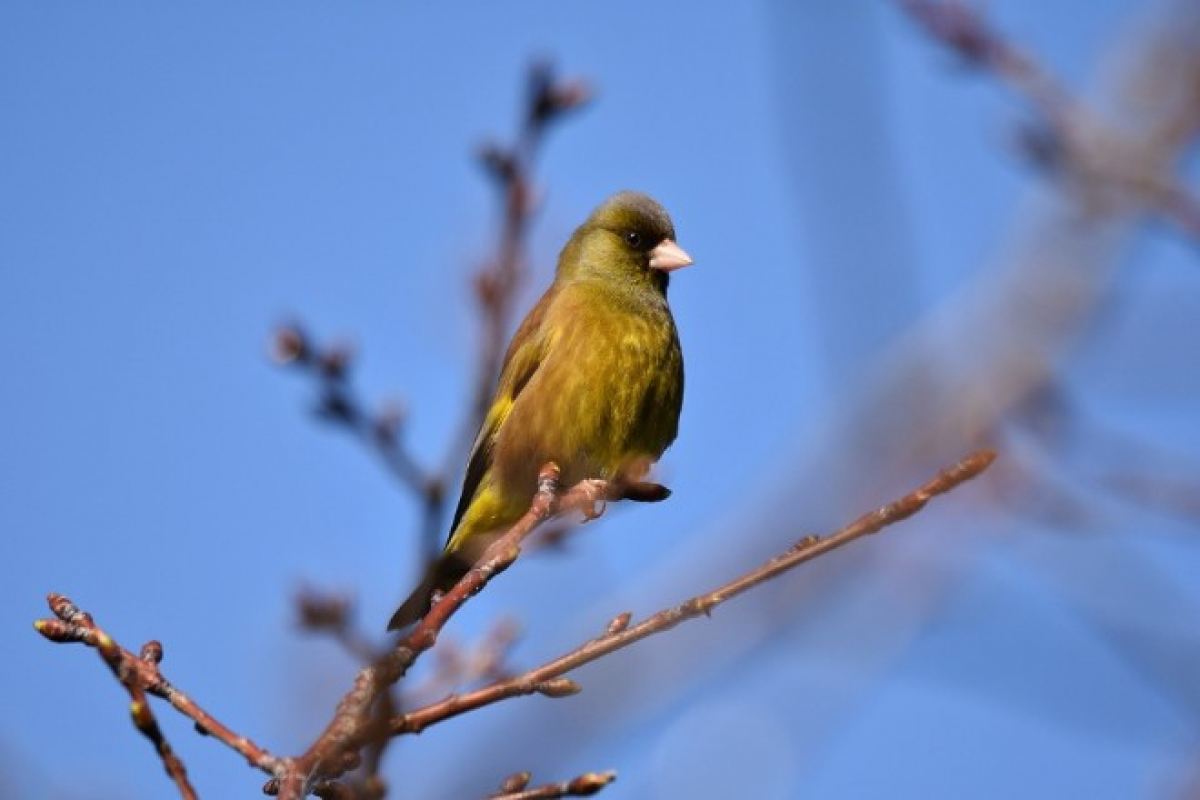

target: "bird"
[388,191,692,630]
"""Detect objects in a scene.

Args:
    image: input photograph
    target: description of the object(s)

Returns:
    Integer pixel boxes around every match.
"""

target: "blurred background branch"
[426,1,1200,794]
[272,62,589,573]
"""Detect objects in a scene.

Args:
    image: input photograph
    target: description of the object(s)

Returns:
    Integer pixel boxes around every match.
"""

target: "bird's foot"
[536,462,562,498]
[578,479,610,521]
[532,462,563,521]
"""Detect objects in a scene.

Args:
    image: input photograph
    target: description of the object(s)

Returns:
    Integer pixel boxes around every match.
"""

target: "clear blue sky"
[4,2,1199,798]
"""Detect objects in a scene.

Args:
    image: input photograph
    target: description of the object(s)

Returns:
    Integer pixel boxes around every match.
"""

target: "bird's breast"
[492,288,683,493]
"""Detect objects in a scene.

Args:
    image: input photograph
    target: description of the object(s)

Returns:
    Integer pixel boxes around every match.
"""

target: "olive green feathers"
[388,191,691,630]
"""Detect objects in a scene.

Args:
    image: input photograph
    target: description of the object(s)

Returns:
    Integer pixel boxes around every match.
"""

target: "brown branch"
[391,450,998,736]
[295,587,383,665]
[292,586,399,799]
[34,594,280,795]
[406,617,522,706]
[490,769,617,800]
[453,61,590,472]
[271,325,448,567]
[1000,383,1200,528]
[900,0,1200,237]
[35,450,994,797]
[272,64,589,580]
[273,464,611,799]
[264,65,591,799]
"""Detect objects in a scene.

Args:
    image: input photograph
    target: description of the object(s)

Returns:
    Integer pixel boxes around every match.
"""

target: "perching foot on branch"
[576,479,609,521]
[542,472,671,522]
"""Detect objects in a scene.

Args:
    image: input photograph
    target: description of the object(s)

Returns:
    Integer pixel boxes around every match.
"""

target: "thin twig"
[274,465,612,799]
[900,0,1200,237]
[452,61,590,476]
[292,585,404,798]
[391,450,998,736]
[34,595,280,795]
[295,587,383,665]
[406,617,522,707]
[267,66,591,798]
[490,769,617,799]
[272,64,589,579]
[271,326,448,568]
[35,451,994,797]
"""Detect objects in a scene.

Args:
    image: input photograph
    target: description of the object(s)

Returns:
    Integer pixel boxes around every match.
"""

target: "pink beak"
[649,239,694,272]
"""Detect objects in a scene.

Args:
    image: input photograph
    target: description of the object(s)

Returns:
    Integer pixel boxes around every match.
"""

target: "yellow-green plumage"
[388,191,690,630]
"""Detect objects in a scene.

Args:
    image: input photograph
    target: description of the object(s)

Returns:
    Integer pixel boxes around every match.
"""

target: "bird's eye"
[624,230,643,248]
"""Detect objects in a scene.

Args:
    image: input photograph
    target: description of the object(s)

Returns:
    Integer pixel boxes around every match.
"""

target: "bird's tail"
[387,553,473,631]
[387,570,438,631]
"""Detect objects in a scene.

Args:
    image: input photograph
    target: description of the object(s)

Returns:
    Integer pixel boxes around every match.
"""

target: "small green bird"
[388,191,692,630]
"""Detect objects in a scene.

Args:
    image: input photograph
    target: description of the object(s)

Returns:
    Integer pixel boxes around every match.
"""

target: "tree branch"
[271,62,590,577]
[270,326,448,569]
[900,0,1200,237]
[34,595,279,796]
[36,451,994,798]
[489,769,617,800]
[391,449,997,736]
[272,464,615,799]
[453,61,590,474]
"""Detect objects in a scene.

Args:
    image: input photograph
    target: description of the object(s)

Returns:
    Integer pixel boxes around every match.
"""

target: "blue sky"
[4,2,1199,798]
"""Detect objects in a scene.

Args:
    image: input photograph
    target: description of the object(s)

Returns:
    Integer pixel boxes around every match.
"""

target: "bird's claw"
[579,479,609,521]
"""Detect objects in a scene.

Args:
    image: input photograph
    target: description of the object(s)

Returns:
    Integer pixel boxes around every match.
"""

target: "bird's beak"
[649,239,693,272]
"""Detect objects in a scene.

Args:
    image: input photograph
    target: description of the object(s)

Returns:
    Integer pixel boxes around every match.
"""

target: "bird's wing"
[448,288,557,534]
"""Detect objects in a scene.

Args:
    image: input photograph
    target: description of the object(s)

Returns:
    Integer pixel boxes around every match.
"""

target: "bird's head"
[559,191,693,294]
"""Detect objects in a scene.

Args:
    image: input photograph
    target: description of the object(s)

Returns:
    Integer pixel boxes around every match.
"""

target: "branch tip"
[33,618,72,642]
[570,770,617,794]
[500,772,533,793]
[270,325,310,366]
[535,678,582,698]
[389,450,998,741]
